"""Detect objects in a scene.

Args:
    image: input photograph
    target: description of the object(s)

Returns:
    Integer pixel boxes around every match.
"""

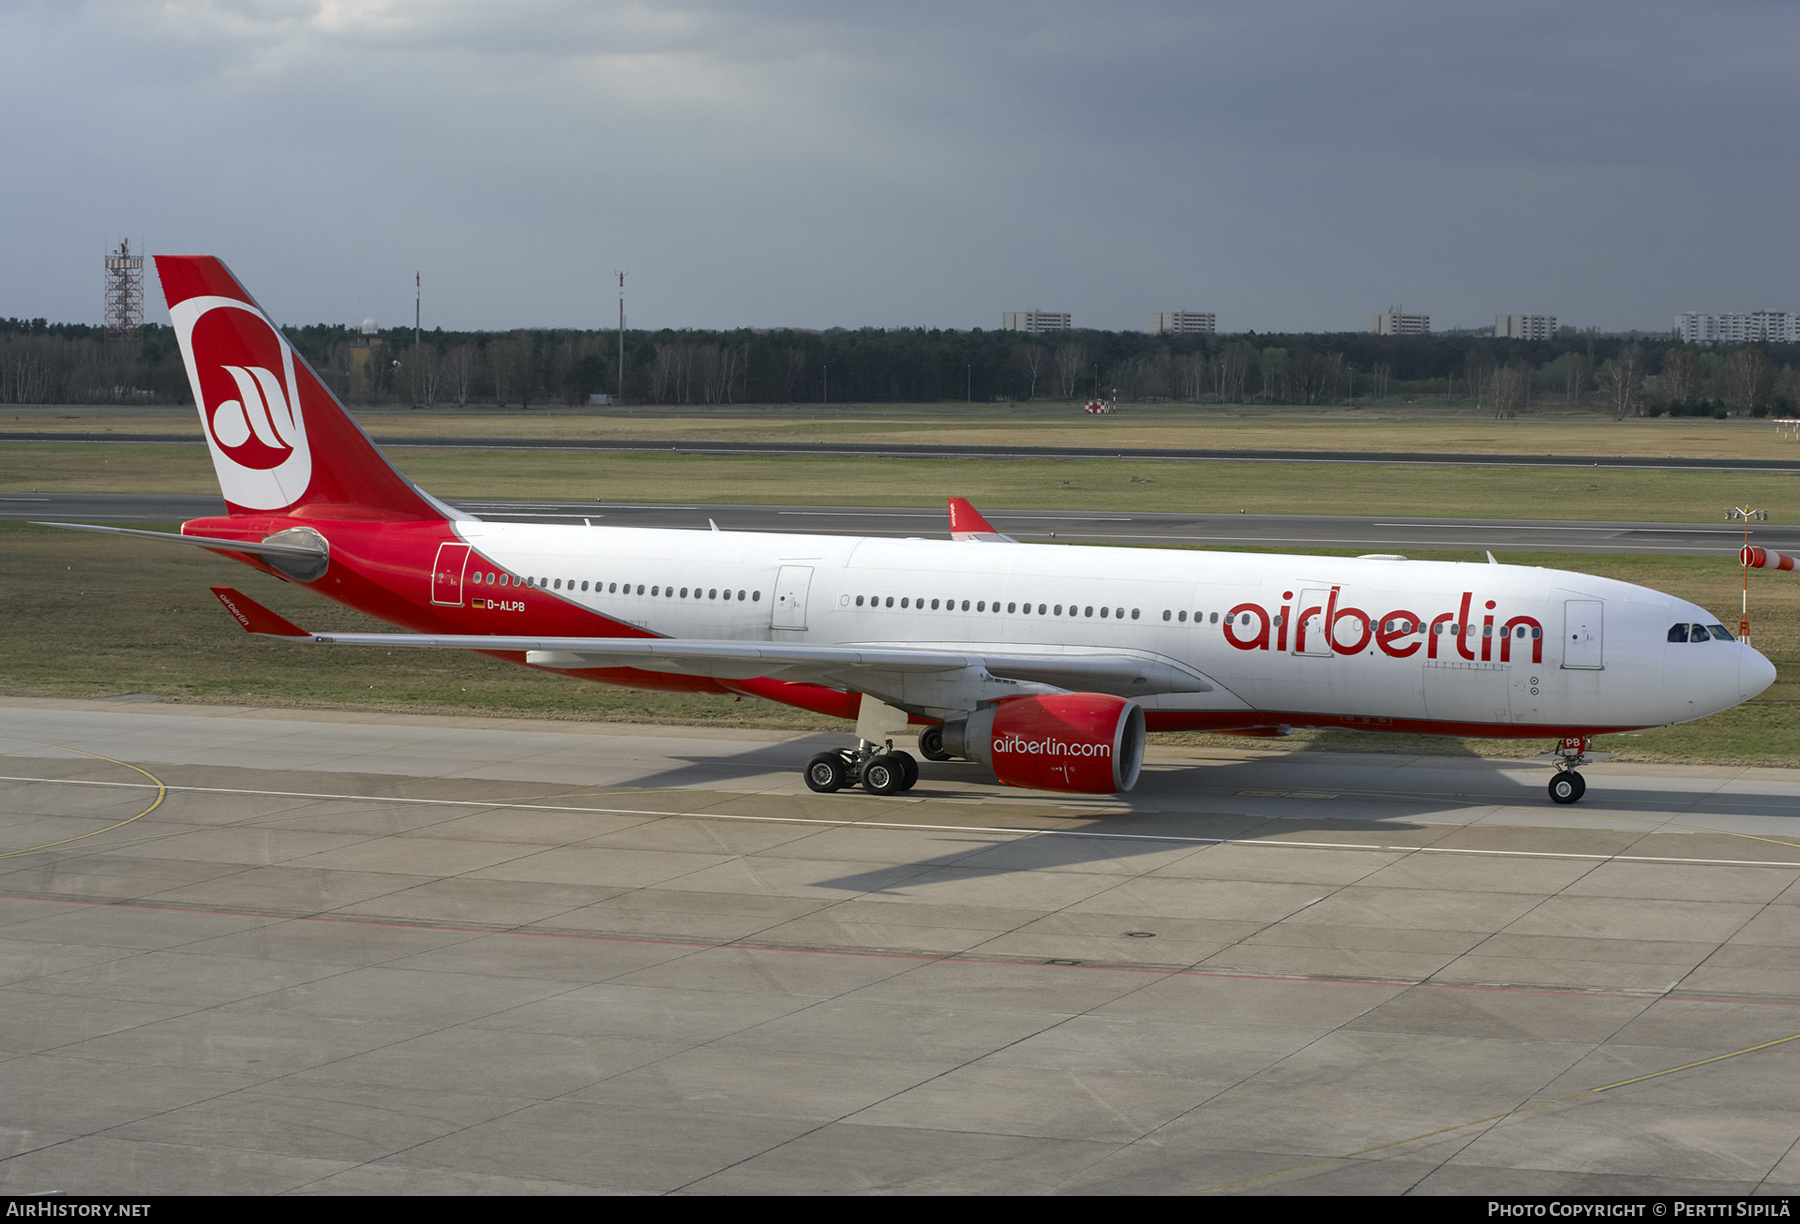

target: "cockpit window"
[1668,624,1689,642]
[1708,624,1736,641]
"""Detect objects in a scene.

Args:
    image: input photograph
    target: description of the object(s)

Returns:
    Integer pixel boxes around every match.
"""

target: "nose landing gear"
[803,738,919,795]
[1547,735,1590,804]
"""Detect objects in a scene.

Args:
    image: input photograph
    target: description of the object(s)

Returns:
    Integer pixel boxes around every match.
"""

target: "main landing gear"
[1547,735,1590,805]
[804,738,920,796]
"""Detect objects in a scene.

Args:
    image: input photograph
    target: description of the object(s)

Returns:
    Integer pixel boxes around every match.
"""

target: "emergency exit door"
[1563,600,1603,669]
[772,565,814,630]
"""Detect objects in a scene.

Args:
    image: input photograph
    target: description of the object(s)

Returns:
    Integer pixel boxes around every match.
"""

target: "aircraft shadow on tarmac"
[601,733,1800,888]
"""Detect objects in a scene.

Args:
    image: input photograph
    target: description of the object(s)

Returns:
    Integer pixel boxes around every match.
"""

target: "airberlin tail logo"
[212,364,298,461]
[172,297,313,510]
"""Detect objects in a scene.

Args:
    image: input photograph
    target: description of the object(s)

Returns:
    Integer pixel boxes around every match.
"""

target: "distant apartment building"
[1148,310,1216,336]
[1367,308,1430,336]
[1496,313,1557,340]
[1001,310,1072,333]
[1674,311,1800,344]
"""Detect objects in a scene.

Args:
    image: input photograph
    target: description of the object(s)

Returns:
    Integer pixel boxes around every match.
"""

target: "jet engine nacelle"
[943,693,1146,794]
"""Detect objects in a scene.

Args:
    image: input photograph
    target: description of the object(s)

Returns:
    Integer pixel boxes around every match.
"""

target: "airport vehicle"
[48,257,1778,804]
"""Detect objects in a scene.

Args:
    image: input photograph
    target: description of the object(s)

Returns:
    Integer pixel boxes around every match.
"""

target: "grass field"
[7,400,1800,460]
[4,519,1794,767]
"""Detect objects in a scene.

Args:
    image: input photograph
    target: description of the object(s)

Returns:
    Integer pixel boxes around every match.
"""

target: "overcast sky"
[3,1,1797,334]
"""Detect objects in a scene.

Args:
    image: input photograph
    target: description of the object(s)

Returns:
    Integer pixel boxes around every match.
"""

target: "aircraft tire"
[862,754,906,796]
[804,752,847,794]
[893,752,919,791]
[1548,771,1586,805]
[917,726,952,761]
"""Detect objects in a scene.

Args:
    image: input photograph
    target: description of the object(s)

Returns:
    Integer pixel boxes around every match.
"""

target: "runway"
[8,492,1789,556]
[3,697,1800,1194]
[7,430,1800,473]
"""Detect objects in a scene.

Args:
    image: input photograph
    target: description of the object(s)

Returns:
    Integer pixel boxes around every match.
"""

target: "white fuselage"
[451,520,1775,733]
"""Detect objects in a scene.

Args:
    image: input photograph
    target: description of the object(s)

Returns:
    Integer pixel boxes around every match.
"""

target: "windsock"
[1743,546,1797,571]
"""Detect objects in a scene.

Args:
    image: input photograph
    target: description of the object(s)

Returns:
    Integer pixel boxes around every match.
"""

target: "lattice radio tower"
[103,238,145,347]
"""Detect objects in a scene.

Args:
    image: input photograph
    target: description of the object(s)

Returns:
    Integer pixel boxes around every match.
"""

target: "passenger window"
[636,584,644,595]
[752,591,760,601]
[1162,610,1171,621]
[931,599,940,610]
[581,581,588,591]
[1209,612,1218,624]
[977,601,985,612]
[961,600,970,611]
[738,590,747,601]
[856,596,865,607]
[709,589,717,599]
[1100,607,1109,618]
[1084,606,1093,617]
[1037,604,1046,615]
[884,596,893,607]
[1131,609,1140,619]
[1178,611,1187,622]
[901,598,910,608]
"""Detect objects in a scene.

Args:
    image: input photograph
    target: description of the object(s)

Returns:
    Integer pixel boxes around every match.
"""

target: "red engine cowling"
[945,694,1146,794]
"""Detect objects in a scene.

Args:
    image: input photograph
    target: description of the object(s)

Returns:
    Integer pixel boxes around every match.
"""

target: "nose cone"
[1741,645,1778,701]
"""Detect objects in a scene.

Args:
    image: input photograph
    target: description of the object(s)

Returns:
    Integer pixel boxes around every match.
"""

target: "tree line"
[3,314,1797,415]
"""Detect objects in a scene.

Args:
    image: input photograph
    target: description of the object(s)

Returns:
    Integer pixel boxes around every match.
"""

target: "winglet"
[948,498,1016,542]
[210,587,312,638]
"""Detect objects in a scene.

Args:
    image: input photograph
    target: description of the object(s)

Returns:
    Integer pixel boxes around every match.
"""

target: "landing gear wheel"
[1548,771,1586,805]
[861,753,907,796]
[804,752,847,794]
[917,726,952,762]
[893,751,919,792]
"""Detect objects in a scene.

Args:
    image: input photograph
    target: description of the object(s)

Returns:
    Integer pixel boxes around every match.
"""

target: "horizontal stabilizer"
[37,521,327,558]
[210,587,311,638]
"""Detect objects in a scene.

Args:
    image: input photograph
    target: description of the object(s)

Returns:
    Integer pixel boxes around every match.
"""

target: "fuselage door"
[1563,600,1603,669]
[431,542,470,606]
[772,564,814,630]
[1293,587,1333,657]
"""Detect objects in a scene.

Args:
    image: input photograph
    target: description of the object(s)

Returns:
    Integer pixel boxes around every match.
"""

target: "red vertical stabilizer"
[948,497,1014,542]
[157,255,442,522]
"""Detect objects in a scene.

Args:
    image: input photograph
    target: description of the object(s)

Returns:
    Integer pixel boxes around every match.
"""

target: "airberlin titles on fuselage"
[1223,587,1543,663]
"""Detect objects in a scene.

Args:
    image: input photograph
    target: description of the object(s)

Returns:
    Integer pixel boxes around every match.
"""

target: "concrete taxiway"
[3,697,1800,1195]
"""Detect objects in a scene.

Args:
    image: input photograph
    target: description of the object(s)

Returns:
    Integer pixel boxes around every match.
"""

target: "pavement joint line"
[1197,1030,1800,1196]
[7,886,1800,1009]
[4,772,1800,868]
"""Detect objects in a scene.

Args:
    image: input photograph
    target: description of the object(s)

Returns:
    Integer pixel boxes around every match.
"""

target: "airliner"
[45,257,1778,805]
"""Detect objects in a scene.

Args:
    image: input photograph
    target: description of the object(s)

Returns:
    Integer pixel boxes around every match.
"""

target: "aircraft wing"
[210,586,1211,697]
